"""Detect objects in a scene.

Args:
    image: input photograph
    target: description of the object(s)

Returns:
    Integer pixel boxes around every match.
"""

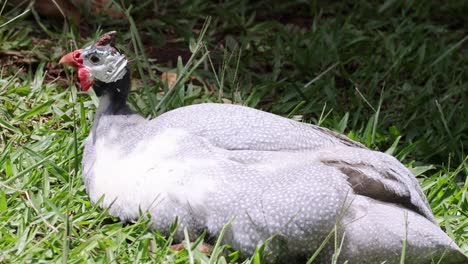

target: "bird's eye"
[90,55,100,64]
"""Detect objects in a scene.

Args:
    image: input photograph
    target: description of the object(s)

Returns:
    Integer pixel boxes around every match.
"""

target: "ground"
[0,0,466,263]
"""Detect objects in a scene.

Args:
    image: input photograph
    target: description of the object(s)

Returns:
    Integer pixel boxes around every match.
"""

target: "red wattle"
[78,68,94,91]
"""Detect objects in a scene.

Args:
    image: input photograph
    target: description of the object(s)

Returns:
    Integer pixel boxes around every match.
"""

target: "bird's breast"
[85,127,218,220]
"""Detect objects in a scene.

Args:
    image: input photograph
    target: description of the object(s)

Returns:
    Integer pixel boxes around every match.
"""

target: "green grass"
[0,0,467,262]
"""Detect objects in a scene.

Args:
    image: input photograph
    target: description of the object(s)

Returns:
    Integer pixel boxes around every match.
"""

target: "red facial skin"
[77,68,93,91]
[59,50,94,91]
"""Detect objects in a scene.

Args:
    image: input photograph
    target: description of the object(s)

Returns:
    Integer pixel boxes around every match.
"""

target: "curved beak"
[59,50,83,68]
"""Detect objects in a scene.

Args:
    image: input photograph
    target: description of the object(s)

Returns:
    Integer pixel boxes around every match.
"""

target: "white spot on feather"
[248,152,321,172]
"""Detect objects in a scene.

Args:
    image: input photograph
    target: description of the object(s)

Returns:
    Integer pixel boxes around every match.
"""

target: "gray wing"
[319,146,436,223]
[153,103,435,222]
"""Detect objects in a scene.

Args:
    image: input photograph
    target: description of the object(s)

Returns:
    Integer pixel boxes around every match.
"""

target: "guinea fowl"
[59,32,466,263]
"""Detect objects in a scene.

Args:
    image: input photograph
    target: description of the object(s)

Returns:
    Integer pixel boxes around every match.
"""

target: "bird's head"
[59,31,128,92]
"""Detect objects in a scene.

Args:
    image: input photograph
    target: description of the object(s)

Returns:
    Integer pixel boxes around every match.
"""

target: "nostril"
[73,50,83,63]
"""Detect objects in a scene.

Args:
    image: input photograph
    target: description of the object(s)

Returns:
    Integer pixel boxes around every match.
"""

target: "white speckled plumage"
[81,102,466,263]
[66,33,466,263]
